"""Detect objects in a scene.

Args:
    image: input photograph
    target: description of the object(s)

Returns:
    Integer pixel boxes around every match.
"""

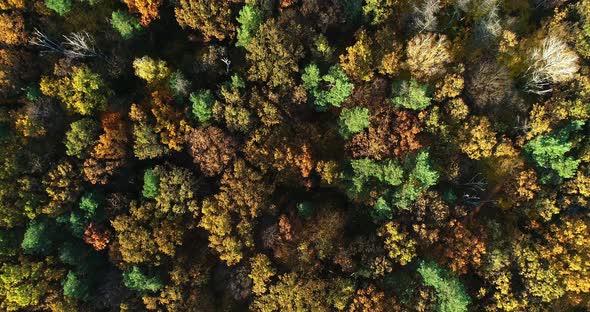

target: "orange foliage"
[0,13,26,45]
[124,0,162,26]
[83,223,112,251]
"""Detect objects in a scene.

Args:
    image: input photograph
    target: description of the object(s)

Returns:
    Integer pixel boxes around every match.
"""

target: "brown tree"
[185,126,238,176]
[175,0,235,41]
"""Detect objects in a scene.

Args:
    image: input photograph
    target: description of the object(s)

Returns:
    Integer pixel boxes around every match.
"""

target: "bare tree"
[29,29,100,59]
[413,0,441,33]
[524,34,579,95]
[62,32,98,58]
[29,28,64,55]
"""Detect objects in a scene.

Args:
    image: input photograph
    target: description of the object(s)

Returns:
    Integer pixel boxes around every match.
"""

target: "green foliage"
[418,261,471,312]
[21,219,54,255]
[297,201,314,219]
[79,191,100,219]
[371,196,392,221]
[58,241,86,266]
[45,0,72,15]
[391,79,431,111]
[302,64,354,111]
[62,271,90,300]
[524,121,584,179]
[111,10,142,39]
[338,106,370,139]
[122,266,163,292]
[65,118,99,159]
[394,151,439,209]
[349,158,404,194]
[190,89,214,123]
[142,168,159,199]
[236,5,263,48]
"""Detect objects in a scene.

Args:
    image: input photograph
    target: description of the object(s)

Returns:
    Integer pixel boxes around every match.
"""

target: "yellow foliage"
[377,221,416,266]
[340,29,374,82]
[249,254,276,295]
[458,116,497,160]
[435,72,464,101]
[406,32,451,80]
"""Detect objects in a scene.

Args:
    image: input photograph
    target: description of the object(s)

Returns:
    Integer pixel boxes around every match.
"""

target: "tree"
[43,160,82,216]
[524,121,583,179]
[393,150,439,209]
[133,56,171,85]
[185,126,238,176]
[169,71,191,98]
[62,271,90,300]
[124,0,162,26]
[123,266,163,292]
[378,221,416,265]
[111,10,142,39]
[251,272,329,311]
[64,118,100,159]
[458,116,497,160]
[339,107,370,139]
[348,158,404,195]
[249,254,276,295]
[84,112,129,185]
[340,29,375,82]
[363,0,397,25]
[418,261,471,312]
[21,219,54,255]
[0,0,24,10]
[175,0,235,41]
[0,13,26,46]
[246,17,304,89]
[189,89,214,123]
[142,168,159,198]
[406,33,451,80]
[40,66,111,116]
[236,5,264,48]
[302,64,354,111]
[129,103,167,160]
[391,79,431,111]
[524,34,580,95]
[0,258,64,311]
[413,0,442,32]
[45,0,72,15]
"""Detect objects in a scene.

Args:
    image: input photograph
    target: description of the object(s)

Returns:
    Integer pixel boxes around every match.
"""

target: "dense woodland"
[1,0,590,311]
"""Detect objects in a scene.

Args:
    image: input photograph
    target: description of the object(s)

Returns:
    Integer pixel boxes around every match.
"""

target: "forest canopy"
[1,0,590,311]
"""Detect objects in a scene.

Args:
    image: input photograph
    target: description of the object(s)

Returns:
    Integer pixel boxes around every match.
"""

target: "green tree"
[394,151,439,209]
[418,261,471,312]
[79,191,100,219]
[391,79,431,111]
[111,10,142,39]
[190,89,214,123]
[122,266,163,292]
[142,168,159,199]
[524,121,583,179]
[64,118,100,159]
[45,0,71,15]
[236,5,263,48]
[21,219,54,255]
[349,158,404,195]
[339,107,370,139]
[62,271,90,300]
[302,64,354,111]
